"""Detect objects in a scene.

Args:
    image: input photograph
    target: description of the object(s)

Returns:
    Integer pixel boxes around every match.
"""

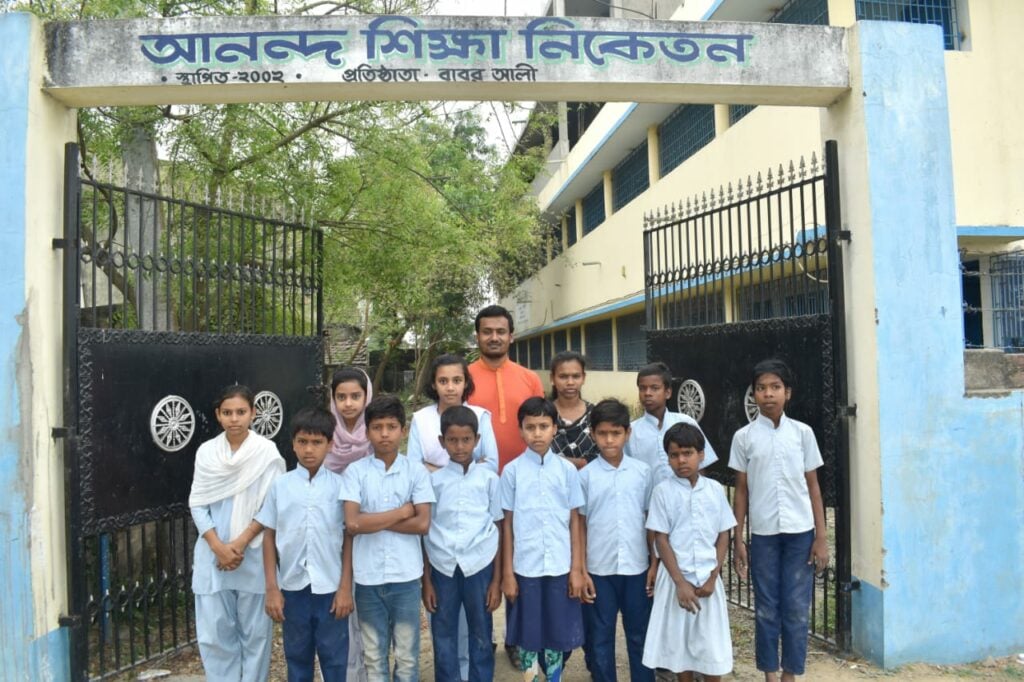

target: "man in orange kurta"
[467,305,544,473]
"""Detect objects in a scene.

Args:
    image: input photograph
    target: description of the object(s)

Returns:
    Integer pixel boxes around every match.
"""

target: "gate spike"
[778,163,786,185]
[700,191,708,213]
[685,197,692,216]
[727,182,734,203]
[719,185,725,207]
[788,160,797,183]
[810,151,820,174]
[755,172,763,194]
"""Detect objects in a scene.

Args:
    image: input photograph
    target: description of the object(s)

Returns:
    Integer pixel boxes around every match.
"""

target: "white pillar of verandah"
[17,11,1020,679]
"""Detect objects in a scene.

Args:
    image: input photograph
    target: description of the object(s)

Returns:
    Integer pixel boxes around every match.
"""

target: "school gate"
[642,141,852,648]
[3,8,1023,679]
[58,143,324,678]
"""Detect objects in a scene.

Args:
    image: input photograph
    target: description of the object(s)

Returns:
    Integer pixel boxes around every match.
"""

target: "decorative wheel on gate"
[149,395,196,452]
[252,390,284,438]
[676,379,706,422]
[744,385,760,423]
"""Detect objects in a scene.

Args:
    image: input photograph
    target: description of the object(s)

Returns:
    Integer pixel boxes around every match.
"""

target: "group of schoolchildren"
[189,355,827,682]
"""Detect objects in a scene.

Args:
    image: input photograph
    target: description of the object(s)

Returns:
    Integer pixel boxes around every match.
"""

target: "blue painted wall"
[0,12,71,680]
[854,21,1024,667]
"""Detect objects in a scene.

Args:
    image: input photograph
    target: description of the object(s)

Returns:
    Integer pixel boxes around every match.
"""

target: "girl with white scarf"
[189,385,285,682]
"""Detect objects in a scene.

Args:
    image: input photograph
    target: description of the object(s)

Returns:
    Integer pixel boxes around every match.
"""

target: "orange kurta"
[467,358,544,472]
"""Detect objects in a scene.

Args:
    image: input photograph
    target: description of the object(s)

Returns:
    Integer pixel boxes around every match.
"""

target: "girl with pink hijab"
[327,366,373,681]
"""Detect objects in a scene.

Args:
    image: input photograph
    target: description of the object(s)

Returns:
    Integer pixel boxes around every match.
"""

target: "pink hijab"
[326,368,373,474]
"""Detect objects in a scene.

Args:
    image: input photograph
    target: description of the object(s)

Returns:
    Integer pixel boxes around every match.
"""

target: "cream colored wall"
[24,17,77,633]
[506,105,823,334]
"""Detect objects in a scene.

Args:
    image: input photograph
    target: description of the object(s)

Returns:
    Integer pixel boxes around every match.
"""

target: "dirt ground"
[135,603,1024,681]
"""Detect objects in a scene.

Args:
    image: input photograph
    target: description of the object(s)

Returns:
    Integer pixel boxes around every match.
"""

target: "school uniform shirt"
[467,358,544,471]
[191,496,267,595]
[579,455,653,576]
[339,453,436,586]
[728,413,824,535]
[255,465,346,594]
[626,411,718,483]
[499,448,584,578]
[424,460,504,578]
[646,475,736,586]
[406,403,499,472]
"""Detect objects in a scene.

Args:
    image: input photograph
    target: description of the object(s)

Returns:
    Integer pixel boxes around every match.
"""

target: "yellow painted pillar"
[714,104,731,137]
[603,169,614,219]
[647,124,661,184]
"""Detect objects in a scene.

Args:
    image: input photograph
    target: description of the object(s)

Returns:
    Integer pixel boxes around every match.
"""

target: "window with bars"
[730,104,757,125]
[553,329,568,355]
[509,341,518,363]
[566,206,578,247]
[540,333,550,370]
[771,0,829,24]
[659,105,715,176]
[585,319,614,370]
[570,326,582,352]
[856,0,960,50]
[582,183,606,235]
[990,252,1024,351]
[616,311,648,371]
[528,336,543,370]
[735,271,830,321]
[612,142,650,212]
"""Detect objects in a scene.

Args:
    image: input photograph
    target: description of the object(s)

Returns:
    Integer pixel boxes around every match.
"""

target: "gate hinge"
[840,580,861,593]
[838,230,852,242]
[52,238,70,250]
[52,426,73,439]
[839,404,857,418]
[58,613,81,628]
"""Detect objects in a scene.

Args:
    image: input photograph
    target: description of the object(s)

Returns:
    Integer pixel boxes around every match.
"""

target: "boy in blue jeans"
[422,405,504,681]
[257,406,353,682]
[341,395,435,682]
[579,399,656,682]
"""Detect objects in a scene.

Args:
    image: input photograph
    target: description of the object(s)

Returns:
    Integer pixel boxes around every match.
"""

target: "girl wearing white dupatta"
[189,385,285,682]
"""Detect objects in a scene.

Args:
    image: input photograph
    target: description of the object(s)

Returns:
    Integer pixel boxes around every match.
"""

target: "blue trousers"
[430,564,495,682]
[582,572,654,682]
[195,591,272,682]
[750,531,815,675]
[354,579,421,682]
[282,586,349,682]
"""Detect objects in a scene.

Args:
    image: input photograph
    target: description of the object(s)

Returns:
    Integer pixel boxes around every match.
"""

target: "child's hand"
[645,561,658,597]
[734,540,749,580]
[809,536,829,575]
[675,580,700,614]
[571,571,596,604]
[265,587,285,622]
[695,572,716,599]
[422,577,438,613]
[502,574,519,604]
[331,587,354,620]
[211,539,243,570]
[486,579,502,613]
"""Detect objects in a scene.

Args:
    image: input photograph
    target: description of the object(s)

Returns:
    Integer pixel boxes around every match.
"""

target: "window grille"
[553,329,568,355]
[585,319,614,370]
[509,341,519,363]
[990,252,1024,351]
[528,336,543,370]
[771,0,829,24]
[730,104,757,125]
[613,142,650,212]
[582,183,605,235]
[566,206,578,247]
[616,311,648,371]
[570,326,582,351]
[662,291,726,328]
[659,105,715,176]
[736,271,830,321]
[856,0,960,50]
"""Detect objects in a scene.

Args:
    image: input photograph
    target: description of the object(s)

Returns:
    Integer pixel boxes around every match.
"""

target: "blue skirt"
[505,573,584,652]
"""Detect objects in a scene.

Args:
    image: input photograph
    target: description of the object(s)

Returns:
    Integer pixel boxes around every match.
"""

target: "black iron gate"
[58,143,325,680]
[642,141,852,649]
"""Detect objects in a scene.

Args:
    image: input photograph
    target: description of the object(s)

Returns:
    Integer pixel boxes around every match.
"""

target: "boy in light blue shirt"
[256,406,352,682]
[579,399,656,682]
[340,395,435,681]
[422,405,504,681]
[626,362,718,483]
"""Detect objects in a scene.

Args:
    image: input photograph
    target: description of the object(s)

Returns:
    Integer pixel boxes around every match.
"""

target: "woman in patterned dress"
[549,351,600,470]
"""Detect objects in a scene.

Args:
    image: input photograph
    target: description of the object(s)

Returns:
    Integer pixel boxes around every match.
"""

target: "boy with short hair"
[626,362,718,482]
[422,405,504,682]
[501,396,587,681]
[643,422,735,681]
[579,398,656,682]
[257,406,352,682]
[340,395,435,681]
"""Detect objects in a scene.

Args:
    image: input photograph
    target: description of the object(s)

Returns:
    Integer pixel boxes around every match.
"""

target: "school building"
[500,0,1024,669]
[2,3,1023,678]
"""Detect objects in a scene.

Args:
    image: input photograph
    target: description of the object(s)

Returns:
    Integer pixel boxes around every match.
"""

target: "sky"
[432,0,550,155]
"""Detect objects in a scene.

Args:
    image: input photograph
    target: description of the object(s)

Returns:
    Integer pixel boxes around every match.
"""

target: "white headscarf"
[188,430,284,548]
